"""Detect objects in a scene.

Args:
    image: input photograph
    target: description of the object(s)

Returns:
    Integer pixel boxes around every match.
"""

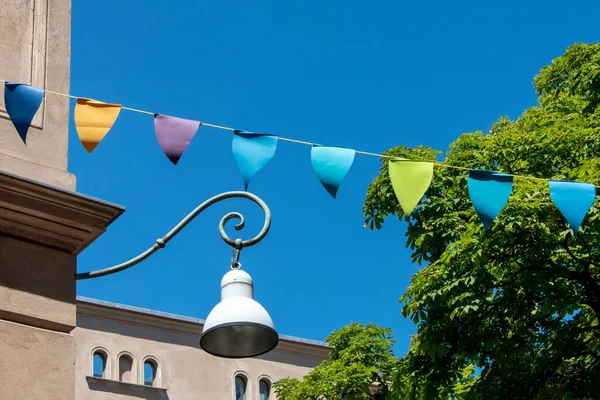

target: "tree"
[273,323,399,399]
[362,43,600,399]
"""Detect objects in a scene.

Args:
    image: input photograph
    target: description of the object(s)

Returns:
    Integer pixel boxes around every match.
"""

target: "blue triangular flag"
[467,170,514,228]
[310,145,355,199]
[232,130,278,190]
[549,180,596,234]
[4,82,45,144]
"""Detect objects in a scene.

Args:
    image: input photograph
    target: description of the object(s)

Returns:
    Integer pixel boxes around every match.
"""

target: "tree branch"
[563,235,581,263]
[579,236,599,269]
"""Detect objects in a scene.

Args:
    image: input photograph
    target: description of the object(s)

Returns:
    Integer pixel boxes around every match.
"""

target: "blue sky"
[70,0,599,355]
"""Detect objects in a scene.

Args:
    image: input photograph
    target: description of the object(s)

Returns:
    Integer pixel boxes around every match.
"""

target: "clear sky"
[70,0,599,355]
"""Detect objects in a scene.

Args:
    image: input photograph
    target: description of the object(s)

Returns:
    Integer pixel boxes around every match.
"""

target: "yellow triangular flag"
[389,160,434,215]
[74,98,122,153]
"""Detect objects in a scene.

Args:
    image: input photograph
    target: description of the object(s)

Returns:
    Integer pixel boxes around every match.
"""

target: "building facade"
[75,297,329,399]
[0,1,329,399]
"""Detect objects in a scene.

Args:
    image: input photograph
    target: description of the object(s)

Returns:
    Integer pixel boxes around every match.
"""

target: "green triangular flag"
[389,160,434,215]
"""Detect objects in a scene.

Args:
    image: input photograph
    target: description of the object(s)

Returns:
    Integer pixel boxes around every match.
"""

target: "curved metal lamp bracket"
[75,191,271,280]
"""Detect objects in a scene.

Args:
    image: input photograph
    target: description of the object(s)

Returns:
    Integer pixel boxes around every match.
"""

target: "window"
[235,375,247,400]
[259,379,271,400]
[93,352,106,378]
[119,354,134,383]
[144,360,157,387]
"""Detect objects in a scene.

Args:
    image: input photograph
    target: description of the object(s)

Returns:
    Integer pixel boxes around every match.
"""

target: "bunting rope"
[4,78,597,187]
[1,80,470,167]
[2,79,599,232]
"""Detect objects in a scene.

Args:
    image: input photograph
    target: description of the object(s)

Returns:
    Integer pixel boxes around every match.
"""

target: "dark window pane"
[259,380,270,400]
[235,376,246,400]
[144,361,156,386]
[93,353,106,378]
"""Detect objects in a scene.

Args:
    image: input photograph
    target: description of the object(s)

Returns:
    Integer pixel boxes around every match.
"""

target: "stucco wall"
[73,303,328,400]
[0,234,77,332]
[0,0,75,190]
[0,320,76,400]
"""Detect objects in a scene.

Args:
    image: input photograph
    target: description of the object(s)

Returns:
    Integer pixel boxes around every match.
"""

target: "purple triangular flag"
[154,114,201,164]
[4,82,45,144]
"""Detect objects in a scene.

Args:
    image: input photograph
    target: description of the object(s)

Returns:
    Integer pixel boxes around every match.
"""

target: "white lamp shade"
[200,269,278,358]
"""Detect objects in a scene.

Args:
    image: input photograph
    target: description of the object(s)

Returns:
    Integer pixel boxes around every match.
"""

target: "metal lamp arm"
[75,191,271,281]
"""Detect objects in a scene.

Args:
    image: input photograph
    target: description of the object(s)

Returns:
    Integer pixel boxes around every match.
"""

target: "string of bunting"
[3,80,599,233]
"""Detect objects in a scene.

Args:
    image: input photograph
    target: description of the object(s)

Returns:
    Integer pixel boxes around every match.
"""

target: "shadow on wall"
[87,378,169,400]
[78,315,201,349]
[255,348,325,369]
[0,236,76,304]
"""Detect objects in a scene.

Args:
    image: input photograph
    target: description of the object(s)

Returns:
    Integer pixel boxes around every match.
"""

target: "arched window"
[119,354,134,383]
[143,360,157,386]
[235,375,247,400]
[92,352,106,378]
[259,379,271,400]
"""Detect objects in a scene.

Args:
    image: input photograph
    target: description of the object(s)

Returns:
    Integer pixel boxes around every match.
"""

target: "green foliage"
[363,43,600,399]
[273,323,400,400]
[535,43,600,113]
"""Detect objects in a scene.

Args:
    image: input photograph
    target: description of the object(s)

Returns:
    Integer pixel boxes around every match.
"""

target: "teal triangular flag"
[549,180,596,234]
[310,146,355,198]
[232,130,278,190]
[467,170,514,228]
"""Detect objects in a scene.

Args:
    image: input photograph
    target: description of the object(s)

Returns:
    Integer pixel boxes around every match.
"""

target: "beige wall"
[74,299,330,400]
[0,0,75,190]
[0,319,76,400]
[0,235,77,332]
[0,235,77,400]
[0,171,123,400]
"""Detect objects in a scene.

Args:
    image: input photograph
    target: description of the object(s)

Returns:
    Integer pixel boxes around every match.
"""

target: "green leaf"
[361,43,600,399]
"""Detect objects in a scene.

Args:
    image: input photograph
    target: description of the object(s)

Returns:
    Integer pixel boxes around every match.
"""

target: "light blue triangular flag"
[232,130,278,190]
[549,180,596,234]
[467,170,514,228]
[4,82,45,144]
[310,145,356,199]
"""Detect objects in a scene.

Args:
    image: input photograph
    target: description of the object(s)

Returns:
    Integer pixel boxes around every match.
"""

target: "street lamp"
[75,191,278,358]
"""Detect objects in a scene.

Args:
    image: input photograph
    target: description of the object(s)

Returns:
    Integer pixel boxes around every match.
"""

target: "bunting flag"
[232,130,278,190]
[310,146,355,198]
[2,79,599,234]
[74,98,122,153]
[549,180,596,234]
[388,160,434,215]
[468,170,514,228]
[154,114,201,165]
[3,82,45,144]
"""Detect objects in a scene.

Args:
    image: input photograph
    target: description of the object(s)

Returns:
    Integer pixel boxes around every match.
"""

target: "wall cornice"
[77,297,331,360]
[0,170,124,255]
[77,299,204,337]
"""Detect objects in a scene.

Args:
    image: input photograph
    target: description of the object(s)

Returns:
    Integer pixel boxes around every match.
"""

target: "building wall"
[73,298,329,400]
[0,1,80,394]
[0,0,76,190]
[0,319,76,400]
